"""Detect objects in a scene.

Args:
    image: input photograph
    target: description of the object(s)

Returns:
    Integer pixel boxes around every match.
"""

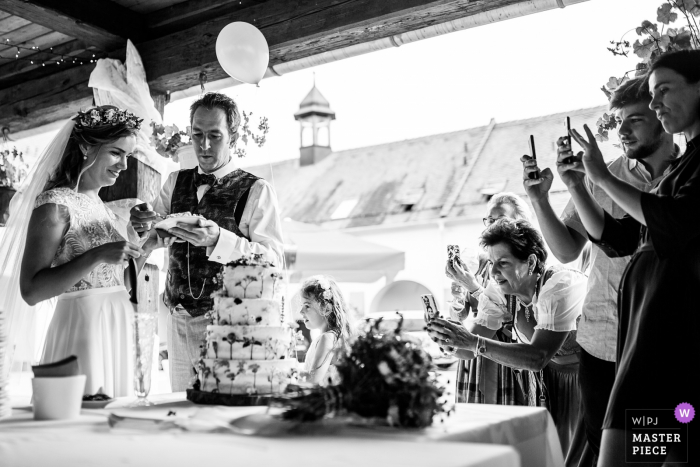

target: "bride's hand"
[90,241,144,265]
[426,318,476,350]
[142,227,169,252]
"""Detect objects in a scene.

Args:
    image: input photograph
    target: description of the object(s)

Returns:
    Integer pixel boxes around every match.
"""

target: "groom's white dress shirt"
[153,158,284,266]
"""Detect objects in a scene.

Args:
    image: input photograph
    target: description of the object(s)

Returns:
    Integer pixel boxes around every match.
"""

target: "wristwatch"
[475,337,486,356]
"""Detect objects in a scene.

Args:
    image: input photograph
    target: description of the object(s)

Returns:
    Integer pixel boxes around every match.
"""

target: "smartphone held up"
[447,244,460,264]
[528,135,540,180]
[561,116,576,165]
[421,294,440,323]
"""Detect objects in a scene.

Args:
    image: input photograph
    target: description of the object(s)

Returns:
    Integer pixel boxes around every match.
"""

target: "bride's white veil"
[0,119,75,380]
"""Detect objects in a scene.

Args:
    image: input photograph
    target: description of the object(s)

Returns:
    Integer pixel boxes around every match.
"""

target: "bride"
[3,105,156,397]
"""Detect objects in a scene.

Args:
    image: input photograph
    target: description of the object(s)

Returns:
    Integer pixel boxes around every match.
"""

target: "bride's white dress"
[36,188,134,397]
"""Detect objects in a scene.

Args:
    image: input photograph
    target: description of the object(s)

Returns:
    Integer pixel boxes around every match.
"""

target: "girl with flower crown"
[0,105,158,398]
[298,275,353,385]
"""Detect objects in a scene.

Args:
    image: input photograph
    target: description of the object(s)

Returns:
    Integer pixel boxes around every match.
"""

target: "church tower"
[294,81,335,166]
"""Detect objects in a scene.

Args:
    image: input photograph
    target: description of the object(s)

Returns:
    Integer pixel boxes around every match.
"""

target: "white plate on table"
[154,215,204,231]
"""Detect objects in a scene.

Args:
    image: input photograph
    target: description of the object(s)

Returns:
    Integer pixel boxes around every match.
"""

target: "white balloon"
[216,22,269,85]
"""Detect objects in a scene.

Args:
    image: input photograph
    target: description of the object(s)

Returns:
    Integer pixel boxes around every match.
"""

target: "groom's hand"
[169,218,220,247]
[130,202,158,235]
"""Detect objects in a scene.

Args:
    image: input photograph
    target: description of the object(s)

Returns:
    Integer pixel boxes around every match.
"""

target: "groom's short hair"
[609,77,649,111]
[190,92,241,145]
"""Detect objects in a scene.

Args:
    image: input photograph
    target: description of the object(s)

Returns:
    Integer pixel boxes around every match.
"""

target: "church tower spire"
[294,79,335,166]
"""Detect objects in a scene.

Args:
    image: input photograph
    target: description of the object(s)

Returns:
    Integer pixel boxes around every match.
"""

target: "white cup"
[32,375,86,420]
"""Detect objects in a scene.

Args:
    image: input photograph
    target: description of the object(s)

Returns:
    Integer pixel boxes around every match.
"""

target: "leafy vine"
[150,110,270,161]
[596,0,700,142]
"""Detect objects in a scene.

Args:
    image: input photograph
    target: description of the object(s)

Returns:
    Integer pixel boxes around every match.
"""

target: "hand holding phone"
[447,244,460,265]
[561,117,576,165]
[421,294,440,322]
[528,135,540,180]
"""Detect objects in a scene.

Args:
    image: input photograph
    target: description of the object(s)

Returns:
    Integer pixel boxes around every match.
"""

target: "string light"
[0,38,104,68]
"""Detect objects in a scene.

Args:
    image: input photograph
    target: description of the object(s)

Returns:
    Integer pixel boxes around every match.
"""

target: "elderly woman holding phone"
[430,218,589,466]
[557,50,700,466]
[445,192,532,406]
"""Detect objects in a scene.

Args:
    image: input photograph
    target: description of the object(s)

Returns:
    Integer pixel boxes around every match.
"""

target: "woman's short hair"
[480,218,548,274]
[189,92,241,145]
[45,106,140,191]
[649,50,700,85]
[486,192,532,221]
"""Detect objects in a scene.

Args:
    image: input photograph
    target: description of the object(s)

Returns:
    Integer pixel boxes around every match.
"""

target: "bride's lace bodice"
[34,188,126,292]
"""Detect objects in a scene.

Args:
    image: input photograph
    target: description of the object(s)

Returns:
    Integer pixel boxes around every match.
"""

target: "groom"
[131,92,284,392]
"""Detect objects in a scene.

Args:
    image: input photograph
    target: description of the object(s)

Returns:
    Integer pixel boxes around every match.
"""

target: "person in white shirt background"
[131,92,284,392]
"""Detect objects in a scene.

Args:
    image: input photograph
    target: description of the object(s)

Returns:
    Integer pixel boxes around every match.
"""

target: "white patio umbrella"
[282,219,404,283]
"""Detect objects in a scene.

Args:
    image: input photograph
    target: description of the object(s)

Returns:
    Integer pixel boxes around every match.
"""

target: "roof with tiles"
[246,104,623,229]
[446,105,621,219]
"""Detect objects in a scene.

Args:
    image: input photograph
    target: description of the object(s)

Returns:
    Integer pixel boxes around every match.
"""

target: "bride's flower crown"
[73,107,143,130]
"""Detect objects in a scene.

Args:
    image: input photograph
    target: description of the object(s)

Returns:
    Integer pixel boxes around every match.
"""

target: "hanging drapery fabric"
[88,40,178,178]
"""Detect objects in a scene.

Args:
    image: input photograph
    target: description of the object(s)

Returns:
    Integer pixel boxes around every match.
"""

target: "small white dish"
[82,398,115,409]
[154,215,203,231]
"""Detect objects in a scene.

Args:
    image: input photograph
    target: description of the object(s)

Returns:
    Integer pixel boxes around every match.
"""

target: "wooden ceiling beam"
[140,0,530,93]
[0,0,147,51]
[0,64,93,134]
[0,25,63,58]
[146,0,243,29]
[0,15,32,35]
[0,38,96,88]
[1,0,534,134]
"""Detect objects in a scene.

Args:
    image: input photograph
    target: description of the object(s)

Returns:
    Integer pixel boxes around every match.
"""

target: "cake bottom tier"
[197,358,298,395]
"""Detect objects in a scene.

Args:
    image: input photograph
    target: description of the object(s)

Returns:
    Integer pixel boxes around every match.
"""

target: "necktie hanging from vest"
[194,172,216,187]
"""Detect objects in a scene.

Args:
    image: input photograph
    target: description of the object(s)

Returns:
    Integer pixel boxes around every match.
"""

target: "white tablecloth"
[0,393,563,467]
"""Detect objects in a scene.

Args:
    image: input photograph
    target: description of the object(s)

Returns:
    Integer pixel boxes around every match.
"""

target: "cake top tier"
[221,255,284,300]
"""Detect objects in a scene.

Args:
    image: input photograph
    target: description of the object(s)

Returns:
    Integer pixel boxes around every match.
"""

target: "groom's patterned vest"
[164,168,260,317]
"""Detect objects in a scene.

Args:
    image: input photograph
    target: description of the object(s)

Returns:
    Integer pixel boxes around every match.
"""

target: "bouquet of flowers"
[272,315,446,428]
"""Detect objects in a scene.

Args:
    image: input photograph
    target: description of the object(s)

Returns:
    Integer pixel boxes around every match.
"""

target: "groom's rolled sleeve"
[207,180,284,266]
[152,171,176,217]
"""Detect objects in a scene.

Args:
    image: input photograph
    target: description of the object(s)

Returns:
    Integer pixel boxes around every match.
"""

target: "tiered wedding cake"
[196,255,297,396]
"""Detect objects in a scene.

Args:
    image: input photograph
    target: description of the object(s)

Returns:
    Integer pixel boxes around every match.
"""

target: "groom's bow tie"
[194,172,216,187]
